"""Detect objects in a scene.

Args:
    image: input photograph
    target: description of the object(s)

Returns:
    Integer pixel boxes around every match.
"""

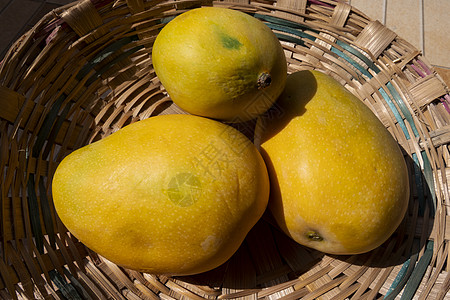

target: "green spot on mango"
[221,35,242,49]
[218,32,242,50]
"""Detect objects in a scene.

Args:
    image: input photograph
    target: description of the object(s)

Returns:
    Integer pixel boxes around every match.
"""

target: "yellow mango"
[260,70,409,255]
[52,114,269,275]
[152,7,287,122]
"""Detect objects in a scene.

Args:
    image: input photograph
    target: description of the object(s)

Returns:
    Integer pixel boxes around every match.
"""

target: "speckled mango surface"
[52,114,269,275]
[261,70,409,255]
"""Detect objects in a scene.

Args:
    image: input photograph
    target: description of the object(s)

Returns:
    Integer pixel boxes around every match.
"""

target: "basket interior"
[1,0,450,299]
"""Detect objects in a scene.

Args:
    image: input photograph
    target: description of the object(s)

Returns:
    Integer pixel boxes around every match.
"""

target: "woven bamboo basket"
[1,0,450,298]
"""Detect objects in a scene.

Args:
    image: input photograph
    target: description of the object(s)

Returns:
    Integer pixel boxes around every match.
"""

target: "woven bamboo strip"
[353,20,397,59]
[330,2,350,27]
[61,0,105,43]
[275,0,306,22]
[409,75,449,108]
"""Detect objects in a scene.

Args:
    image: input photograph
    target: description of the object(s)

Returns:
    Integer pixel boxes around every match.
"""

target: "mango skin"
[152,7,287,122]
[52,114,269,275]
[260,70,409,255]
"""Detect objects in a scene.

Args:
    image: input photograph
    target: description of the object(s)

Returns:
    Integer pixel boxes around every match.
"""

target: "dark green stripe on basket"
[384,257,412,299]
[50,270,84,299]
[386,82,419,137]
[76,35,140,81]
[85,44,145,86]
[335,40,381,73]
[421,152,436,215]
[384,239,421,300]
[254,13,317,33]
[413,153,427,216]
[161,15,177,25]
[330,46,372,78]
[384,241,434,300]
[26,174,44,254]
[26,175,56,254]
[38,178,56,249]
[377,87,410,139]
[400,241,434,300]
[32,95,66,158]
[42,100,73,160]
[63,267,94,300]
[274,33,306,47]
[265,22,317,43]
[412,152,436,217]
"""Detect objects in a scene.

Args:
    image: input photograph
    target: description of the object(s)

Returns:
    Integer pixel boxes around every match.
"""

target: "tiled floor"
[350,0,450,87]
[0,0,449,85]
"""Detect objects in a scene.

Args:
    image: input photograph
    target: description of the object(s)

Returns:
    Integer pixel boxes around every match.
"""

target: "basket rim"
[0,0,450,299]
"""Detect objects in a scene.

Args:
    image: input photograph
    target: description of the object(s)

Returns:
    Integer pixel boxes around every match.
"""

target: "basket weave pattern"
[1,0,450,299]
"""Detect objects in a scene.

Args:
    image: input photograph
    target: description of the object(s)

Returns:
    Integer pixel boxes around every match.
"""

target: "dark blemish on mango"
[306,230,323,241]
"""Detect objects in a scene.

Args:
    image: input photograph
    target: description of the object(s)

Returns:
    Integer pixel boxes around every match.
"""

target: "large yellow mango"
[52,114,269,275]
[260,70,409,255]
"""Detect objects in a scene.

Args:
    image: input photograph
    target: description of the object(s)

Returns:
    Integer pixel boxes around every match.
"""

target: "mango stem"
[306,231,323,241]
